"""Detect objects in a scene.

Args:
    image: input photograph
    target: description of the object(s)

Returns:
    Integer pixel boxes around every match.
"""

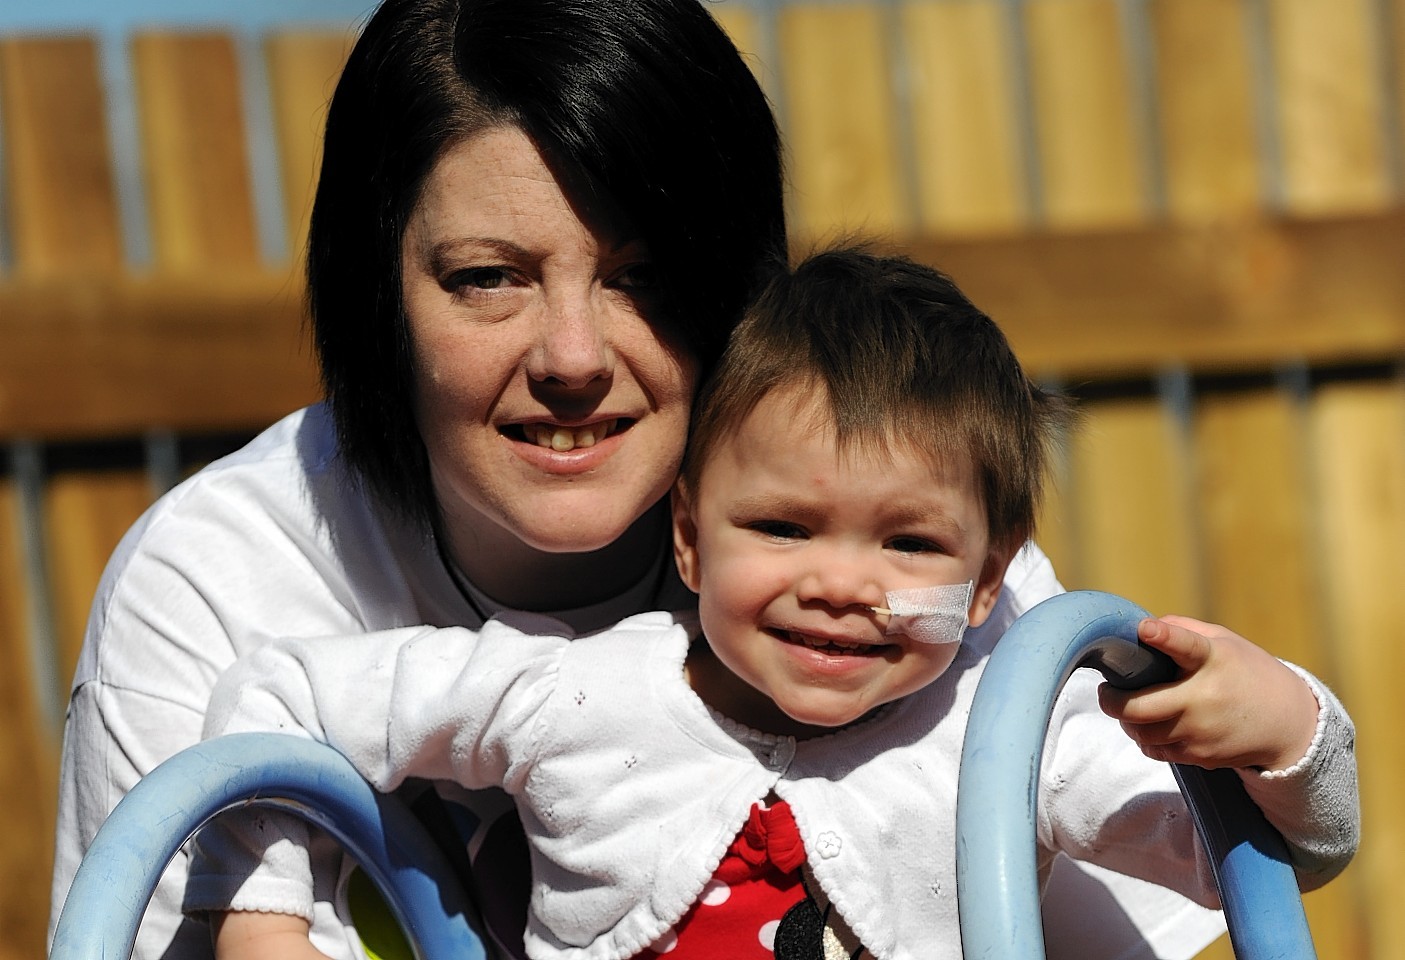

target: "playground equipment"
[956,591,1316,959]
[50,591,1316,958]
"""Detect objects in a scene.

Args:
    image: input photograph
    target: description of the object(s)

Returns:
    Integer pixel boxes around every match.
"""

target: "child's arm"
[186,620,569,943]
[212,910,332,960]
[1097,616,1319,771]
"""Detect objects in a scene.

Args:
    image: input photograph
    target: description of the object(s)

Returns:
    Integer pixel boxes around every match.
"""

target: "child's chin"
[778,703,880,735]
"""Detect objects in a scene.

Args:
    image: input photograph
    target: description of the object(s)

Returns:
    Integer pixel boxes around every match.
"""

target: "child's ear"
[967,544,1014,628]
[671,480,702,595]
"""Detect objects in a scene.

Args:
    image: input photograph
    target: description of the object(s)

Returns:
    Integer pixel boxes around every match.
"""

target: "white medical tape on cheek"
[876,580,974,645]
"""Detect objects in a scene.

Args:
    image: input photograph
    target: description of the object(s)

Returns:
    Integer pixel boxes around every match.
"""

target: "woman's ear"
[671,480,702,595]
[967,545,1013,628]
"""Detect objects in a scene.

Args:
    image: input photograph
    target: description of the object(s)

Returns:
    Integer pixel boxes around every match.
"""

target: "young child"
[191,247,1357,960]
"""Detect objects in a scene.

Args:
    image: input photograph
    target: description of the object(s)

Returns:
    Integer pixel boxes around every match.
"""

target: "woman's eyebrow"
[425,236,533,271]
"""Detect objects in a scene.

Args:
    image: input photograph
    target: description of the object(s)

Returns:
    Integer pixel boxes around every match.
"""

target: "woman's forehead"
[408,126,638,251]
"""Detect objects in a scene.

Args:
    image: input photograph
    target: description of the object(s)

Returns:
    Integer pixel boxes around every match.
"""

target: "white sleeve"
[1236,664,1359,890]
[1038,670,1222,909]
[185,622,566,919]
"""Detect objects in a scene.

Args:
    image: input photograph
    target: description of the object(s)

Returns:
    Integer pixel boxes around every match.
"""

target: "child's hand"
[1097,615,1319,772]
[212,911,335,960]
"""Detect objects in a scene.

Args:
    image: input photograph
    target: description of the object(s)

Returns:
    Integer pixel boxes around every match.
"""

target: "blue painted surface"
[0,0,376,33]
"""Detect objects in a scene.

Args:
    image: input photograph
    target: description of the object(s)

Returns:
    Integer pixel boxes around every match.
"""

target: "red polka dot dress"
[638,800,811,959]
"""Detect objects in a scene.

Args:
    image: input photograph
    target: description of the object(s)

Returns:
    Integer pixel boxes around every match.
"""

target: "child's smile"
[773,627,890,656]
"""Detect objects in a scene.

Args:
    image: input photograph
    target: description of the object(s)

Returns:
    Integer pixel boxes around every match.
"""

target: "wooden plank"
[1149,0,1261,222]
[901,0,1028,235]
[0,478,57,960]
[43,470,153,687]
[1310,378,1405,960]
[776,3,907,238]
[130,32,260,271]
[1192,386,1322,669]
[0,35,122,275]
[1185,378,1371,956]
[1270,0,1393,216]
[264,28,355,259]
[1398,0,1405,162]
[0,273,319,439]
[905,210,1405,377]
[1023,0,1146,229]
[1063,396,1201,613]
[0,209,1398,439]
[1033,427,1078,592]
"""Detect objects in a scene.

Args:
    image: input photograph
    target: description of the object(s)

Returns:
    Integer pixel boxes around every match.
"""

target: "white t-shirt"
[49,403,1229,959]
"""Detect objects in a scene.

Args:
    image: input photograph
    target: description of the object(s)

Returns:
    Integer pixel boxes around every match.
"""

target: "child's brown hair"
[681,245,1076,557]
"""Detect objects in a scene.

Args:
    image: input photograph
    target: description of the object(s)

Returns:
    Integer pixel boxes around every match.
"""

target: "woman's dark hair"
[308,0,786,523]
[683,246,1077,556]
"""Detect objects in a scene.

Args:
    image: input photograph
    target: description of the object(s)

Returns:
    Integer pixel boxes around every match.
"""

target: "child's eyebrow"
[884,507,971,546]
[727,493,818,518]
[728,493,970,537]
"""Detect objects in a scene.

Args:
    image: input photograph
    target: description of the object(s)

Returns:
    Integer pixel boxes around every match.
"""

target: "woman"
[48,0,1226,957]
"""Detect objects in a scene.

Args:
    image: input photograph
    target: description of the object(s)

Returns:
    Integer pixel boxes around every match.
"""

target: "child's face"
[673,383,1009,738]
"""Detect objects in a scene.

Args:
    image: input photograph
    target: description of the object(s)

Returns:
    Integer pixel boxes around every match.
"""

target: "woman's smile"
[510,418,629,452]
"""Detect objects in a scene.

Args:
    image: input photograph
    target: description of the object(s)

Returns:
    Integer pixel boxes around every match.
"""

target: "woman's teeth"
[525,419,618,452]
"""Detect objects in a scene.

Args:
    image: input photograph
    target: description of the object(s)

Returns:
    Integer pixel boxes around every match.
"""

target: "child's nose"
[795,553,886,612]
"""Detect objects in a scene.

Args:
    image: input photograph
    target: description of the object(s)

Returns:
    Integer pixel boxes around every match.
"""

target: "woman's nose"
[527,289,614,388]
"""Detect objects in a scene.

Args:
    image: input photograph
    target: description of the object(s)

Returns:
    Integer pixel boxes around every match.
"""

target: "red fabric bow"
[736,800,806,873]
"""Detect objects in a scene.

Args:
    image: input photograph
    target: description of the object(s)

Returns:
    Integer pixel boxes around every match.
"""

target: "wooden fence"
[4,1,1404,957]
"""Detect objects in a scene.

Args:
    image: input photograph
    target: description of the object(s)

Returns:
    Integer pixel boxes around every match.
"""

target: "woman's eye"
[749,520,807,541]
[888,536,942,556]
[613,262,658,290]
[447,267,511,292]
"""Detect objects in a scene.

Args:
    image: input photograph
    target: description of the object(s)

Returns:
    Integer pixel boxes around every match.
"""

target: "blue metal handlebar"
[49,732,485,960]
[955,590,1316,959]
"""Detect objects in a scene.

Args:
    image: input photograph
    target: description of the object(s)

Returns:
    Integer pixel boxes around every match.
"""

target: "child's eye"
[748,520,808,542]
[888,536,943,556]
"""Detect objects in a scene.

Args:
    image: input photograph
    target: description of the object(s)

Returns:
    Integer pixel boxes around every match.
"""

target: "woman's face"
[402,126,698,567]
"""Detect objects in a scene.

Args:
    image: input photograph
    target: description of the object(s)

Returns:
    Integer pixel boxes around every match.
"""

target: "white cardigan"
[190,604,1358,960]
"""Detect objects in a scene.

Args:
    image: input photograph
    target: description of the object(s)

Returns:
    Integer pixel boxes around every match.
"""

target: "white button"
[815,831,842,859]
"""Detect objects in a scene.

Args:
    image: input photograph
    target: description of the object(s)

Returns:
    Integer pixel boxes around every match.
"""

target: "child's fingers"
[1098,681,1184,725]
[1136,617,1212,674]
